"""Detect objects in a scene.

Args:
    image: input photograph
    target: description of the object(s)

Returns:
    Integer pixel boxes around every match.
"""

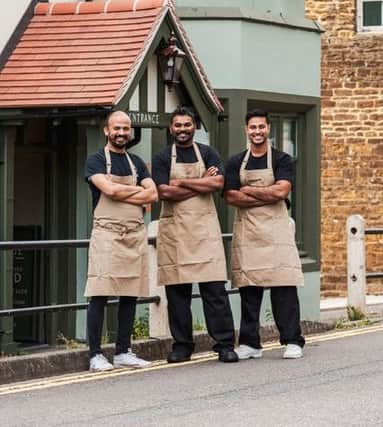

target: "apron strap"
[170,143,205,179]
[104,146,137,185]
[239,148,251,184]
[124,152,138,186]
[104,147,112,175]
[266,141,272,170]
[192,142,205,178]
[239,143,272,184]
[170,143,177,179]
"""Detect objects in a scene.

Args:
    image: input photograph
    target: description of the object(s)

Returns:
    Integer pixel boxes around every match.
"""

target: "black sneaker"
[218,349,239,363]
[167,350,192,363]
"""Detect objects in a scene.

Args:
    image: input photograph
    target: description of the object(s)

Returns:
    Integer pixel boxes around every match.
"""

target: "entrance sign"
[127,111,171,128]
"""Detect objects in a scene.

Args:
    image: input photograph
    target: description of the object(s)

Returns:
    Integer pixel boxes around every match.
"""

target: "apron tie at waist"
[94,220,143,234]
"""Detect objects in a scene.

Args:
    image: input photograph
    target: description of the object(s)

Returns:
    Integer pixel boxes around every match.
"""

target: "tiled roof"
[0,0,222,111]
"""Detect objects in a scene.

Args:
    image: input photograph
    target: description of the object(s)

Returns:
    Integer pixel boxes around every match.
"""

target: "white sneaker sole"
[90,366,114,372]
[113,363,151,369]
[283,353,303,359]
[236,351,263,360]
[238,354,263,360]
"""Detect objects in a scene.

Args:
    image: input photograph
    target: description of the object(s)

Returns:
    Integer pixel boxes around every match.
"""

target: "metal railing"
[347,215,383,313]
[0,234,236,321]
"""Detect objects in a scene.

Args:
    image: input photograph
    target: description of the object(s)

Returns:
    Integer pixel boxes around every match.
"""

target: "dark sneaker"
[167,350,192,363]
[218,349,239,363]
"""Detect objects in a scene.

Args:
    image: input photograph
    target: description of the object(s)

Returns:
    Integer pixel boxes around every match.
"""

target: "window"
[269,114,304,249]
[357,0,383,32]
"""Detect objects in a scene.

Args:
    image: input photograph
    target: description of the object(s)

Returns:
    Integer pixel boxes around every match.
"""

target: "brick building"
[305,0,383,296]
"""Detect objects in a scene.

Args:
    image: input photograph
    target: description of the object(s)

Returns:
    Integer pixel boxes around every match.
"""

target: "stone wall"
[305,0,383,296]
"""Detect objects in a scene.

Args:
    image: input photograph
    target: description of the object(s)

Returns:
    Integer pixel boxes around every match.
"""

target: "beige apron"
[157,143,227,286]
[231,143,304,288]
[85,147,149,297]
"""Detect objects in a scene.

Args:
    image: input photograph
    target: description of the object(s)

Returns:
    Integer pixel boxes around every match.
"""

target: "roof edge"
[177,7,324,34]
[112,2,169,105]
[35,0,167,16]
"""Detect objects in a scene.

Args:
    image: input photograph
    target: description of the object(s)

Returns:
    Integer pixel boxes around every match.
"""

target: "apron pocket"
[108,226,145,279]
[240,244,276,271]
[177,239,212,266]
[158,241,177,267]
[87,228,113,277]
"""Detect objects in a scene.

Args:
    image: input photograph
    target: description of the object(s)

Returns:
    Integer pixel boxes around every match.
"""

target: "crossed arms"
[91,171,290,207]
[90,174,158,205]
[158,167,223,202]
[224,180,291,208]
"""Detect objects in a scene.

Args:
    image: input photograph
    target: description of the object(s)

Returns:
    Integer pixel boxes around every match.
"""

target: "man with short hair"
[224,108,305,360]
[152,106,238,364]
[84,110,158,371]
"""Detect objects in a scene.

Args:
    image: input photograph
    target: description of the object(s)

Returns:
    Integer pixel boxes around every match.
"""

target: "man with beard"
[152,107,238,364]
[84,110,158,371]
[224,109,305,360]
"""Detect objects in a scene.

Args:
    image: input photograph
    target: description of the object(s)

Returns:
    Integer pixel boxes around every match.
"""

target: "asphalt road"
[1,326,383,427]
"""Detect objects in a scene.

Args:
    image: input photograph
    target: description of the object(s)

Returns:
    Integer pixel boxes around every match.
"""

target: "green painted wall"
[180,19,321,97]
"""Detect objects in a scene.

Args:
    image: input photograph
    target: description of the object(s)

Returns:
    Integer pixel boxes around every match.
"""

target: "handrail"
[0,234,233,251]
[0,297,161,318]
[0,234,235,320]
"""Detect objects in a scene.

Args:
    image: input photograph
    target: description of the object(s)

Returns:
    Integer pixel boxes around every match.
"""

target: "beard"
[173,131,194,145]
[108,134,130,150]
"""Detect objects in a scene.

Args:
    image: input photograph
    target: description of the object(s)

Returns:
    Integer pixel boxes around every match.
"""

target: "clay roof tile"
[0,0,222,112]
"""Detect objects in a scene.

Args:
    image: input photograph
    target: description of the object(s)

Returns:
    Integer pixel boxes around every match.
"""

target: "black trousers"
[238,286,305,349]
[87,296,137,358]
[165,281,236,354]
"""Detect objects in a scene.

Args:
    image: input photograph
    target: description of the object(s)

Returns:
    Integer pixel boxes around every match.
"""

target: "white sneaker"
[235,344,263,360]
[113,350,151,368]
[89,354,114,372]
[283,344,303,359]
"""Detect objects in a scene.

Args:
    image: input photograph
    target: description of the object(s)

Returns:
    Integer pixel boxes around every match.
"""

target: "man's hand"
[157,184,198,202]
[224,189,274,208]
[204,166,219,177]
[239,180,291,202]
[90,174,157,205]
[121,178,158,205]
[169,179,182,187]
[90,174,142,199]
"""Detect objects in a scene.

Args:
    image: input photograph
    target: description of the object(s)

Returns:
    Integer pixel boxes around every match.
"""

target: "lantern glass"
[158,34,186,88]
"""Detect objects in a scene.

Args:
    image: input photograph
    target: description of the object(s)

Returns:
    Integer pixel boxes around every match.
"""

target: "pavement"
[320,295,383,322]
[1,296,382,385]
[1,325,383,426]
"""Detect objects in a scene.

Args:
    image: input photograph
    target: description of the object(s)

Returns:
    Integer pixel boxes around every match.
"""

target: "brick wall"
[305,0,383,296]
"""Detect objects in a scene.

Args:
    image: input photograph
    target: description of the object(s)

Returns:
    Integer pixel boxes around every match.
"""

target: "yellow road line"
[1,323,382,396]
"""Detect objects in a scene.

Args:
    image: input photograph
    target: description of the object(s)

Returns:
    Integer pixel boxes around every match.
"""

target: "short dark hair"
[170,106,196,125]
[245,109,270,125]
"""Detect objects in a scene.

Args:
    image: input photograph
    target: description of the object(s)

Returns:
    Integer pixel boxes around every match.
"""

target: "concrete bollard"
[147,220,170,338]
[347,215,367,314]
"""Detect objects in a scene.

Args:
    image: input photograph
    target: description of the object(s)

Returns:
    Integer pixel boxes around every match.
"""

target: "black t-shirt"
[84,148,151,209]
[152,143,224,186]
[224,147,295,191]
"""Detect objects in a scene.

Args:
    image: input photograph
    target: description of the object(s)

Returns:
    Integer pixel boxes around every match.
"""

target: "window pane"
[282,119,298,157]
[269,118,278,148]
[363,1,382,26]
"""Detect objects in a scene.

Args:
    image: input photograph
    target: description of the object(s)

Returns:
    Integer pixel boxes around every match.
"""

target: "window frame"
[269,113,305,251]
[357,0,383,33]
